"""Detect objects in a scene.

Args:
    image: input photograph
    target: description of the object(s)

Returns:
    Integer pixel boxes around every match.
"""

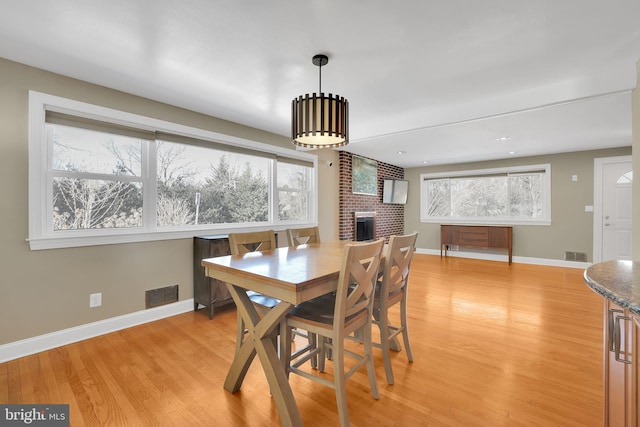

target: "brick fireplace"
[354,211,376,241]
[338,152,404,241]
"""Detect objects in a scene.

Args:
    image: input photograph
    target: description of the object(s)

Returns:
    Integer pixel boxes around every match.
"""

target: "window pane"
[50,124,142,176]
[426,179,451,217]
[277,162,308,189]
[53,178,142,229]
[156,141,269,226]
[451,176,507,217]
[617,171,633,184]
[509,173,543,218]
[276,162,311,222]
[279,191,308,220]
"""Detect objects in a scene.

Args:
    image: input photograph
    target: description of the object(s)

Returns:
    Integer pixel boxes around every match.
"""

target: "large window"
[420,164,551,225]
[29,92,317,249]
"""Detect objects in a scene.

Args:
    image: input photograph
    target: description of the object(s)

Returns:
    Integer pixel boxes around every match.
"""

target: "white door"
[594,156,633,262]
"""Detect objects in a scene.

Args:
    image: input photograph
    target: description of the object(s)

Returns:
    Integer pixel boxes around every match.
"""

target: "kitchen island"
[584,260,640,427]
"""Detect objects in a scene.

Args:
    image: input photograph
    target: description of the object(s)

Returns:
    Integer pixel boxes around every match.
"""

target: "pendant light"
[291,54,349,149]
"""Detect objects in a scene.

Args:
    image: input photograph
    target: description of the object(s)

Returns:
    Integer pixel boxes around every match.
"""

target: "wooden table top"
[202,240,353,304]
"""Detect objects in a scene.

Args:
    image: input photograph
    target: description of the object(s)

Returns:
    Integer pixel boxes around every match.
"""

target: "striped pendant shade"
[291,54,349,149]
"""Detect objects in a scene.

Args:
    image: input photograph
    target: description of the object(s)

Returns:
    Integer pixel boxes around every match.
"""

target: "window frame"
[28,91,318,250]
[419,164,551,226]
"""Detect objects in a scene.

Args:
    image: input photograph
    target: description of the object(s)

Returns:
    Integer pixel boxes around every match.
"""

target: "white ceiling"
[1,1,639,168]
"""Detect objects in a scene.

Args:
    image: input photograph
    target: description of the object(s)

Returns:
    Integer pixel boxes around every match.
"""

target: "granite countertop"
[584,260,640,316]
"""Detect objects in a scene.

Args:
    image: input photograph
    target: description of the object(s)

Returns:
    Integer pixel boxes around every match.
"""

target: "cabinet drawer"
[489,227,511,248]
[458,227,489,246]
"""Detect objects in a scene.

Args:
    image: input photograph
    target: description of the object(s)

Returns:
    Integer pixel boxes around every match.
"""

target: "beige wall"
[633,60,640,261]
[405,147,632,261]
[0,58,338,344]
[314,149,340,241]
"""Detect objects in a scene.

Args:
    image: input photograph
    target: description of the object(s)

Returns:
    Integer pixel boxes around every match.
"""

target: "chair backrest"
[380,232,418,300]
[228,230,277,255]
[286,226,320,246]
[334,239,385,327]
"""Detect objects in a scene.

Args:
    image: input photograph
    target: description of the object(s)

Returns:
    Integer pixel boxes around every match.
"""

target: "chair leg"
[318,336,327,372]
[363,323,380,399]
[309,332,318,369]
[326,337,333,360]
[376,306,402,352]
[332,337,350,427]
[378,308,395,385]
[400,297,414,362]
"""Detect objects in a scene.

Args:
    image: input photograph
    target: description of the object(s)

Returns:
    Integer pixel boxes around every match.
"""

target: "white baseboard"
[0,299,194,363]
[415,248,591,269]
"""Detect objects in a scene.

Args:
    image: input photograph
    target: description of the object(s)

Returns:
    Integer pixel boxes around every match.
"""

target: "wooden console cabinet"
[193,232,281,319]
[193,235,234,319]
[440,224,513,264]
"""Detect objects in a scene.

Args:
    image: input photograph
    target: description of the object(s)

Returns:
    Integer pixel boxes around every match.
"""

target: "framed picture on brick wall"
[352,155,377,195]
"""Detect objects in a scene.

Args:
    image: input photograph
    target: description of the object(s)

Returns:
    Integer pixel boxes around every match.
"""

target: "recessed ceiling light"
[497,136,511,142]
[423,160,430,164]
[397,151,406,154]
[509,151,516,155]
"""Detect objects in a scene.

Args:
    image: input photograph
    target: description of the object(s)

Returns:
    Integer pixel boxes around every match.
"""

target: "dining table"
[201,239,354,426]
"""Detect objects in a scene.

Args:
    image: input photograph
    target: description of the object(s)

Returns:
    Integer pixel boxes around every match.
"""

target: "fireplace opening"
[354,211,376,241]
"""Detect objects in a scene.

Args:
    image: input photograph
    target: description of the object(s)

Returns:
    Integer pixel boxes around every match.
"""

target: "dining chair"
[285,226,320,349]
[373,231,418,384]
[280,238,384,427]
[229,230,278,254]
[228,230,280,353]
[286,226,320,246]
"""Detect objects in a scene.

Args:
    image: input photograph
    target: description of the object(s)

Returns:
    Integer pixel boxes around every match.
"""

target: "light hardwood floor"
[0,254,604,426]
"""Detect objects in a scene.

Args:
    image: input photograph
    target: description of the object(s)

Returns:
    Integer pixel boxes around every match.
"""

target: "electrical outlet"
[90,292,102,308]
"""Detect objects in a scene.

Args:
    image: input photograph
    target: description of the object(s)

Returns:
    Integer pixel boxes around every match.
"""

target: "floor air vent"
[146,285,179,308]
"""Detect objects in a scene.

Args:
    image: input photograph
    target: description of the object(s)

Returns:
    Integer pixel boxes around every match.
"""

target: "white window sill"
[420,218,551,226]
[28,222,319,250]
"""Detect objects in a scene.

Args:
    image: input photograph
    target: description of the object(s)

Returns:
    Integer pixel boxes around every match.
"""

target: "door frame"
[593,155,633,263]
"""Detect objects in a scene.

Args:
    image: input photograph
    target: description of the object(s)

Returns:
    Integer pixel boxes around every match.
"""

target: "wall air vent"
[146,285,179,309]
[565,251,587,262]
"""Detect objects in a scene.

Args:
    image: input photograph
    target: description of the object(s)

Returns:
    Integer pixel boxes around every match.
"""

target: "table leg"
[223,284,304,427]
